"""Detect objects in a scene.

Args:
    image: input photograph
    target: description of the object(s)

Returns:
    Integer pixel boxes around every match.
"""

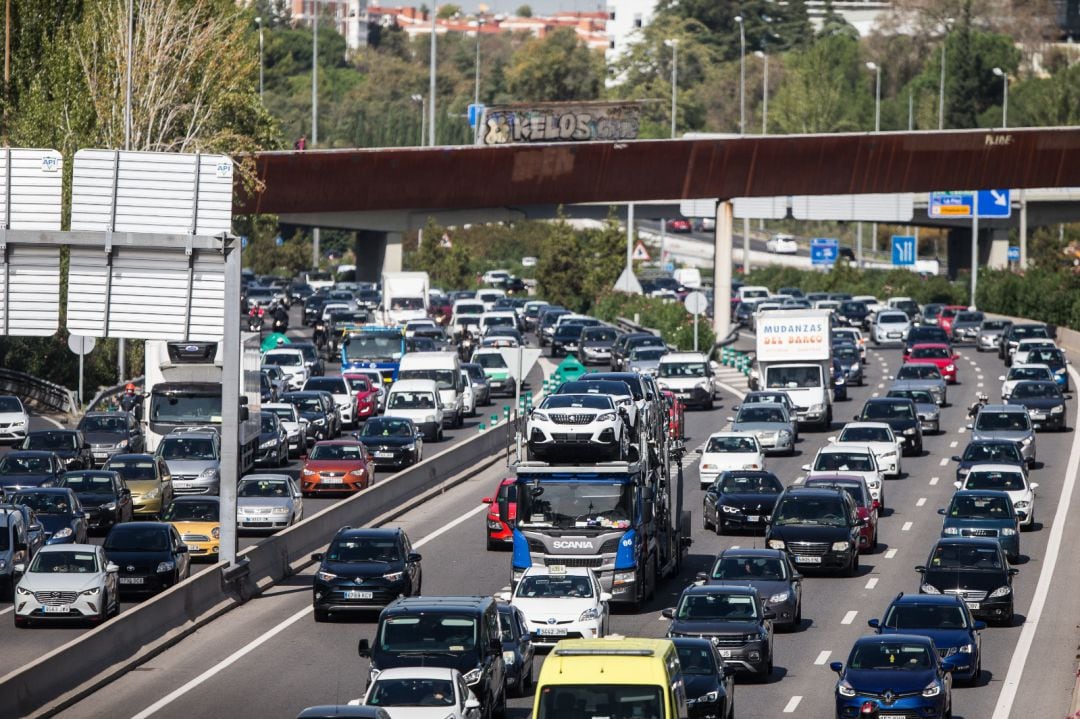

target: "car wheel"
[758,654,773,680]
[794,600,802,627]
[13,614,28,628]
[702,510,712,531]
[714,519,725,536]
[313,607,330,622]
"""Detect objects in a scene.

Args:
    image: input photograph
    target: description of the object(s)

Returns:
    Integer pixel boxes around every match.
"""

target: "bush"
[593,292,716,353]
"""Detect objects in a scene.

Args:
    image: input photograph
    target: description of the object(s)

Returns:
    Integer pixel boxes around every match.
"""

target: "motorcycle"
[967,392,989,420]
[247,307,265,332]
[313,320,328,350]
[272,315,289,334]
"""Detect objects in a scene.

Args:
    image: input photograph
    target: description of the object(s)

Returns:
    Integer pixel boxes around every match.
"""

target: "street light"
[429,4,437,147]
[865,61,881,132]
[474,17,484,109]
[939,17,954,130]
[992,66,1008,129]
[665,39,678,139]
[734,15,745,134]
[754,49,768,134]
[411,94,425,146]
[256,16,264,101]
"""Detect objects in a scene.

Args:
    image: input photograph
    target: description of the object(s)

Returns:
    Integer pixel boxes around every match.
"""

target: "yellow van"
[532,637,688,719]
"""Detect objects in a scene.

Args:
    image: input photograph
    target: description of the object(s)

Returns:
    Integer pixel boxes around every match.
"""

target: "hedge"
[592,292,716,353]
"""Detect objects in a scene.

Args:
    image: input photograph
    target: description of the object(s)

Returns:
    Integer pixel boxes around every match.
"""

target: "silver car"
[155,429,221,495]
[626,346,667,376]
[728,402,796,455]
[970,404,1037,467]
[886,389,940,434]
[872,311,912,345]
[890,364,947,406]
[236,474,303,531]
[977,319,1010,352]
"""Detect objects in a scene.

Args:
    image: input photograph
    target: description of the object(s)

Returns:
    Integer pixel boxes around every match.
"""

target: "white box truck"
[751,309,833,430]
[381,271,430,325]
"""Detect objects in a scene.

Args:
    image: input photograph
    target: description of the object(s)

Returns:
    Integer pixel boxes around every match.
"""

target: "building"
[605,0,656,67]
[289,0,370,50]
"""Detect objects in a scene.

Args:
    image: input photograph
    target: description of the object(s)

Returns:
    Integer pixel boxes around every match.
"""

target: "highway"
[636,219,811,259]
[52,338,1080,719]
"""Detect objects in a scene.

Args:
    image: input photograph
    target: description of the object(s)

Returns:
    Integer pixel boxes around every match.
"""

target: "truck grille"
[544,556,603,569]
[788,541,829,556]
[34,591,78,605]
[550,413,596,425]
[945,589,987,602]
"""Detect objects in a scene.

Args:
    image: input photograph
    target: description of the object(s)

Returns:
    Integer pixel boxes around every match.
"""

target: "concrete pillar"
[713,200,733,341]
[384,232,404,273]
[987,228,1011,269]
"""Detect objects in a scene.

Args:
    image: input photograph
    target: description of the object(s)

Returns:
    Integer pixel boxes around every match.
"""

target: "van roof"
[540,638,676,684]
[389,379,440,391]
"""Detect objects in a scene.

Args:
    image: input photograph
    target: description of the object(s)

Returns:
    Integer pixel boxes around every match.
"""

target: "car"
[888,297,922,323]
[298,707,391,719]
[939,489,1020,561]
[554,378,640,438]
[856,397,923,455]
[801,475,879,551]
[0,395,30,444]
[830,357,849,401]
[701,469,783,535]
[625,345,667,376]
[255,410,289,467]
[671,637,735,719]
[830,635,952,719]
[802,444,885,510]
[283,391,336,444]
[471,349,515,398]
[59,470,133,533]
[262,402,307,457]
[950,310,984,343]
[663,584,774,678]
[951,439,1026,484]
[263,348,310,390]
[977,318,1011,352]
[527,393,629,462]
[999,363,1055,399]
[869,593,986,686]
[12,543,119,627]
[969,404,1037,466]
[496,602,535,698]
[610,332,666,371]
[161,496,220,559]
[728,402,796,455]
[738,391,799,440]
[482,478,517,551]
[1027,347,1071,390]
[916,537,1018,625]
[1012,337,1058,366]
[261,365,290,401]
[341,373,382,423]
[1004,380,1068,431]
[766,486,863,576]
[311,527,421,620]
[461,363,492,407]
[154,430,220,496]
[310,389,345,437]
[291,340,326,378]
[348,369,391,412]
[1000,322,1052,363]
[236,474,303,532]
[357,666,481,719]
[833,344,863,386]
[77,411,145,466]
[872,310,912,345]
[892,363,948,406]
[304,375,356,430]
[832,327,867,362]
[936,304,968,335]
[0,451,65,493]
[697,432,765,489]
[300,440,374,497]
[354,416,424,469]
[103,521,191,594]
[836,300,870,328]
[904,343,959,385]
[0,502,45,597]
[922,302,945,325]
[903,325,950,359]
[577,326,619,366]
[828,422,902,478]
[668,218,692,233]
[20,430,93,471]
[9,488,88,545]
[766,233,798,254]
[885,388,941,434]
[502,565,611,646]
[700,547,802,630]
[955,463,1037,530]
[656,352,723,410]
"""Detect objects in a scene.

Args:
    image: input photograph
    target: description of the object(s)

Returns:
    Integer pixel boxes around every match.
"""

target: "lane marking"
[872,392,879,398]
[877,383,885,389]
[841,610,858,625]
[885,548,897,559]
[414,504,489,548]
[916,497,926,507]
[958,426,966,434]
[814,650,832,665]
[38,414,64,429]
[939,457,949,466]
[0,606,12,615]
[930,476,939,486]
[978,382,984,388]
[865,577,878,590]
[991,364,1080,718]
[902,521,913,531]
[949,440,958,448]
[783,696,803,713]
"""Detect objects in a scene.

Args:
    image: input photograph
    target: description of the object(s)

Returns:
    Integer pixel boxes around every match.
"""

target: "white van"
[396,352,464,428]
[480,311,518,335]
[673,268,702,289]
[385,379,445,441]
[476,289,506,311]
[737,285,771,302]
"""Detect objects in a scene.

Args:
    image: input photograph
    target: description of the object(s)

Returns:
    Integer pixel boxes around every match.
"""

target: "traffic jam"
[0,271,1073,719]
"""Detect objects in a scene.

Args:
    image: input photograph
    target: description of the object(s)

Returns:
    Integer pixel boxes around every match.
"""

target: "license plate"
[244,517,271,523]
[174,482,190,489]
[321,478,344,484]
[881,715,906,719]
[537,627,567,636]
[43,605,69,613]
[794,556,822,564]
[119,577,145,585]
[745,515,759,522]
[375,452,395,458]
[965,602,980,610]
[344,590,373,600]
[1031,412,1045,419]
[93,452,107,459]
[888,332,901,338]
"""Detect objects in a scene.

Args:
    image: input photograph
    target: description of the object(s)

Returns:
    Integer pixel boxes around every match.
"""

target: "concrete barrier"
[0,421,516,718]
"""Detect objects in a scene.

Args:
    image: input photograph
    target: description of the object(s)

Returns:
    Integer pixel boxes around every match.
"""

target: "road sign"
[467,103,485,128]
[684,291,708,315]
[67,334,96,355]
[978,189,1011,218]
[1008,246,1021,262]
[929,189,1011,219]
[891,235,916,266]
[613,268,642,294]
[810,237,839,265]
[663,261,675,273]
[632,241,651,261]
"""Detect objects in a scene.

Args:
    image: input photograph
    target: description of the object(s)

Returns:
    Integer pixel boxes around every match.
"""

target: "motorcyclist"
[272,304,289,333]
[313,317,328,349]
[119,383,142,420]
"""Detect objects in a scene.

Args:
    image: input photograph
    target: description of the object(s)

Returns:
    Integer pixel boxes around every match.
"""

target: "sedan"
[103,522,191,595]
[950,310,985,344]
[700,548,802,630]
[59,470,133,532]
[9,488,88,545]
[20,430,93,471]
[12,544,119,627]
[262,402,307,457]
[977,319,1011,353]
[728,402,795,455]
[999,363,1056,399]
[766,233,798,254]
[668,218,692,233]
[905,343,959,384]
[951,439,1027,484]
[702,470,784,534]
[300,440,374,496]
[0,451,65,493]
[354,416,424,469]
[916,537,1018,625]
[255,410,289,467]
[856,397,923,455]
[828,422,902,478]
[237,475,303,532]
[77,412,145,466]
[892,363,948,406]
[955,463,1037,530]
[831,635,952,718]
[1004,380,1068,431]
[698,432,765,488]
[497,602,536,698]
[939,489,1020,561]
[672,638,735,719]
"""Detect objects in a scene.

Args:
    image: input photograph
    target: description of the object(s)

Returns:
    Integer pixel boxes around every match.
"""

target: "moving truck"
[750,309,833,430]
[381,271,430,325]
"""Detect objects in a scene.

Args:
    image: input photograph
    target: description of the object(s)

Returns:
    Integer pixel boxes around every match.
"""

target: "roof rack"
[553,648,654,657]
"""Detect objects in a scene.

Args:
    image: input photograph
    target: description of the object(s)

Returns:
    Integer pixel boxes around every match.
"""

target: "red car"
[668,218,692,233]
[803,475,879,551]
[937,305,968,336]
[482,477,517,550]
[300,440,374,496]
[662,389,685,441]
[904,342,959,383]
[343,372,381,421]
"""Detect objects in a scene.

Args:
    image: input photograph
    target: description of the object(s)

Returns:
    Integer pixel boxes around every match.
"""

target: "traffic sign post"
[632,241,651,261]
[684,291,708,352]
[67,335,97,409]
[929,189,1011,219]
[891,235,916,266]
[810,237,839,266]
[1008,246,1020,263]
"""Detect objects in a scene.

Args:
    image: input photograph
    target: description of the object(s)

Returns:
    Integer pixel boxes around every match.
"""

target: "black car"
[1001,322,1052,363]
[21,430,93,471]
[663,584,774,678]
[0,451,65,493]
[671,637,735,719]
[255,411,289,467]
[9,487,88,545]
[283,391,335,443]
[766,486,863,576]
[303,293,329,326]
[1027,347,1071,391]
[1004,380,1068,431]
[311,527,422,620]
[59,470,134,532]
[292,341,326,378]
[550,323,585,358]
[496,602,535,698]
[354,417,424,468]
[903,325,950,358]
[836,300,869,328]
[103,521,191,594]
[76,411,146,466]
[916,537,1018,625]
[701,547,802,630]
[702,470,784,535]
[856,397,923,455]
[950,310,985,343]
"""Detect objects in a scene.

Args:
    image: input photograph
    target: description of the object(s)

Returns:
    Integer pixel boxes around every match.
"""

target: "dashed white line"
[902,521,913,531]
[872,392,879,398]
[930,476,939,486]
[916,497,926,507]
[978,382,984,388]
[814,650,832,665]
[877,383,885,389]
[0,606,12,616]
[841,610,858,625]
[939,457,949,466]
[783,696,803,713]
[949,440,958,448]
[885,548,898,559]
[865,577,878,590]
[958,426,966,434]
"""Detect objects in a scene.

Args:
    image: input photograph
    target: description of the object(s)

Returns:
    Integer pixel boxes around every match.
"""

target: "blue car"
[938,489,1020,561]
[832,358,848,401]
[868,593,985,685]
[831,634,952,719]
[9,487,88,545]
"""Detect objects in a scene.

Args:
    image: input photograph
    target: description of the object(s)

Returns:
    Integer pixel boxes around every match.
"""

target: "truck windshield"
[149,393,222,424]
[766,366,822,389]
[345,334,402,361]
[389,297,425,311]
[518,482,633,529]
[536,686,663,719]
[398,369,457,390]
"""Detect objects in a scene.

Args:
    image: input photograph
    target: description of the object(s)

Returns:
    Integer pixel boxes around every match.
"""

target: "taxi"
[502,565,611,647]
[162,496,220,559]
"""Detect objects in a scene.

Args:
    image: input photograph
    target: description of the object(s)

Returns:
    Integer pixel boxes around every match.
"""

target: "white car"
[460,369,477,417]
[0,395,30,443]
[766,233,799,254]
[385,379,445,442]
[404,318,439,337]
[503,566,611,647]
[698,432,765,488]
[999,364,1055,400]
[872,311,912,345]
[303,375,356,429]
[802,444,886,510]
[13,544,119,627]
[236,474,303,531]
[482,269,512,285]
[657,352,722,410]
[1011,339,1057,366]
[262,349,310,391]
[354,666,482,719]
[261,402,306,456]
[527,393,629,462]
[828,422,902,478]
[955,463,1037,529]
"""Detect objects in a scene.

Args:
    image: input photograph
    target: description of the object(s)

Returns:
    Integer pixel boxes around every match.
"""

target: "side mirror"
[867,618,880,629]
[74,510,86,519]
[915,565,927,573]
[498,591,512,601]
[357,638,371,658]
[465,697,481,711]
[954,481,962,488]
[661,607,675,619]
[791,573,802,581]
[481,497,493,504]
[176,545,189,554]
[1009,568,1019,576]
[695,571,707,582]
[951,455,961,462]
[973,621,987,631]
[1030,482,1039,489]
[998,376,1007,381]
[800,464,811,472]
[407,552,422,563]
[599,591,613,603]
[725,417,734,423]
[29,523,42,533]
[106,562,119,573]
[826,436,837,443]
[966,424,973,430]
[13,563,25,574]
[121,488,131,497]
[829,661,844,675]
[937,508,946,515]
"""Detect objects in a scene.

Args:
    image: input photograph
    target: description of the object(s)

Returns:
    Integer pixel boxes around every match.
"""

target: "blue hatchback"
[869,593,985,685]
[832,634,952,719]
[9,487,88,545]
[939,490,1020,561]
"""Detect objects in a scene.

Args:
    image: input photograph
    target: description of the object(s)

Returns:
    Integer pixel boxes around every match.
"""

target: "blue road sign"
[977,189,1011,218]
[929,190,1011,218]
[275,235,284,247]
[467,103,485,128]
[663,262,675,273]
[1008,246,1021,262]
[240,235,248,249]
[891,235,916,266]
[810,237,839,266]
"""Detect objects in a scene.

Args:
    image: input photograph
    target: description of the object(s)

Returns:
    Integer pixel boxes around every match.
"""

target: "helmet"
[276,337,285,346]
[125,383,136,392]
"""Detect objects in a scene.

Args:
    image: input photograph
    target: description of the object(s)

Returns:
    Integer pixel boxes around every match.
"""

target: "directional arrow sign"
[977,189,1011,218]
[929,190,1011,218]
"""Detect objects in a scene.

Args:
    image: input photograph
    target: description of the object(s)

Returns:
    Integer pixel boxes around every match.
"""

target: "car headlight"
[922,681,942,698]
[144,487,160,499]
[52,527,73,539]
[767,539,785,550]
[302,469,317,476]
[596,412,616,422]
[383,571,404,582]
[0,559,6,571]
[882,450,897,458]
[721,505,740,515]
[81,586,101,596]
[989,585,1012,598]
[691,691,719,705]
[260,439,277,449]
[920,583,940,594]
[1001,527,1017,536]
[103,502,117,510]
[779,430,792,439]
[1052,405,1065,413]
[16,585,31,595]
[114,439,129,449]
[958,643,974,654]
[530,411,549,422]
[424,415,436,424]
[211,527,220,539]
[12,419,25,426]
[1021,436,1033,445]
[156,561,175,573]
[314,418,326,426]
[809,403,825,413]
[903,427,917,435]
[317,570,337,581]
[838,680,856,697]
[578,607,601,621]
[272,507,290,514]
[943,527,959,535]
[831,541,850,551]
[945,364,955,372]
[1014,500,1030,510]
[462,667,483,685]
[769,590,790,603]
[502,650,517,666]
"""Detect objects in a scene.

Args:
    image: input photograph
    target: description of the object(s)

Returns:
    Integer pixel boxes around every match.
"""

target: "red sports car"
[904,342,960,383]
[482,477,517,550]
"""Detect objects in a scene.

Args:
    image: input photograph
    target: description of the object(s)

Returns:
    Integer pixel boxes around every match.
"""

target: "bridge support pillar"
[713,200,733,341]
[987,228,1011,269]
[352,230,403,281]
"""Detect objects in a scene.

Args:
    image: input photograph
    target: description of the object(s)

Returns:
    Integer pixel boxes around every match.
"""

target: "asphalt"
[636,219,810,259]
[49,337,1080,719]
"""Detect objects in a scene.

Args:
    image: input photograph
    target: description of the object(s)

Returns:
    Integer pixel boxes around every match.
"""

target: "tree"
[437,5,462,20]
[657,0,811,60]
[506,28,602,102]
[769,34,870,133]
[1011,64,1080,127]
[516,5,533,18]
[536,220,589,312]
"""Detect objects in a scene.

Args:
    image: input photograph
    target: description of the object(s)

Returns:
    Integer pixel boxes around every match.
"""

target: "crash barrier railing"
[0,367,78,414]
[719,346,755,376]
[85,376,145,413]
[0,419,512,719]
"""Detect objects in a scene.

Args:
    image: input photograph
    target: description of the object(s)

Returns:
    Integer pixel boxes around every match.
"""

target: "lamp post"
[665,39,678,139]
[412,94,425,146]
[429,4,437,147]
[938,17,953,130]
[754,49,768,134]
[256,16,264,101]
[734,15,745,134]
[992,66,1008,128]
[865,61,881,132]
[474,17,484,109]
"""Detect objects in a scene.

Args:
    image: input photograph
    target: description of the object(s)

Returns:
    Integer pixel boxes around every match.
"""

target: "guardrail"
[0,368,78,414]
[0,421,514,718]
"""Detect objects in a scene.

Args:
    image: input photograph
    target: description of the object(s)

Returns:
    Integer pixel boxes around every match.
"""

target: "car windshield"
[162,500,219,522]
[238,479,291,497]
[541,395,614,411]
[813,452,874,472]
[879,314,908,325]
[29,550,98,573]
[11,492,73,515]
[104,525,170,551]
[517,573,594,598]
[835,348,859,363]
[888,390,934,405]
[862,402,914,421]
[264,353,302,367]
[158,437,216,460]
[1028,350,1064,365]
[309,444,366,461]
[584,328,618,342]
[962,443,1022,464]
[344,376,372,393]
[475,353,507,369]
[361,419,415,437]
[840,427,892,443]
[715,473,782,494]
[737,406,786,423]
[982,321,1008,330]
[975,412,1031,431]
[536,686,663,719]
[288,396,323,413]
[378,615,477,653]
[0,455,52,473]
[260,415,278,433]
[849,643,933,670]
[1007,367,1052,381]
[948,494,1013,519]
[1011,382,1059,399]
[710,557,786,581]
[965,470,1026,491]
[805,481,868,507]
[883,604,968,630]
[706,436,758,453]
[898,364,943,380]
[676,592,758,621]
[328,536,399,562]
[930,544,1003,570]
[61,473,115,493]
[745,394,788,407]
[766,365,821,389]
[1013,326,1050,340]
[675,644,718,676]
[773,497,849,526]
[659,362,707,378]
[956,312,983,323]
[79,415,128,432]
[367,678,455,708]
[630,348,666,361]
[266,407,297,423]
[909,346,950,361]
[103,459,157,481]
[398,369,457,390]
[24,432,78,451]
[0,396,23,413]
[305,378,348,394]
[388,392,437,410]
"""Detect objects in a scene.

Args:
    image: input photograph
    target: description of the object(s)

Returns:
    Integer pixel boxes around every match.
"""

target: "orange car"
[300,440,374,496]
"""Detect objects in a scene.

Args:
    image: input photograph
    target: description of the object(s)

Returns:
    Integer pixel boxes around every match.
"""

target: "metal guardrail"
[86,376,144,413]
[0,368,78,414]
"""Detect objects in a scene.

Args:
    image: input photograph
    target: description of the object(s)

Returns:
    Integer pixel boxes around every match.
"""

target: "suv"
[0,503,45,598]
[663,584,775,678]
[656,353,721,410]
[311,527,422,621]
[970,404,1036,466]
[766,486,863,576]
[0,395,29,444]
[358,596,507,719]
[155,428,221,495]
